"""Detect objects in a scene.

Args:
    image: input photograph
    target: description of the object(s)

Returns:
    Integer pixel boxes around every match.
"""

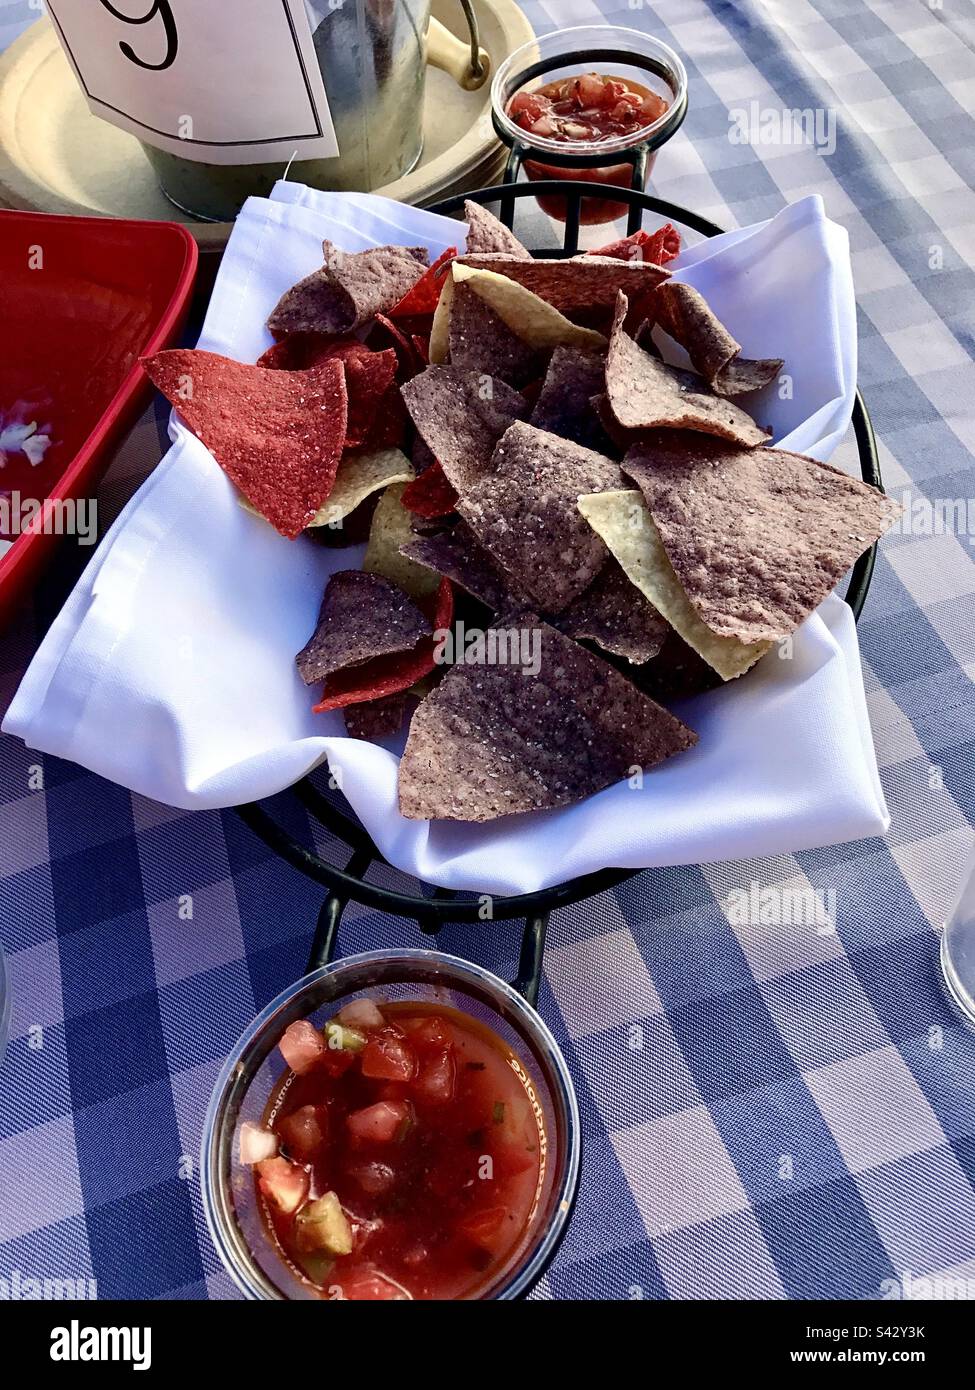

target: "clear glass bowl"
[491,24,688,225]
[202,948,580,1300]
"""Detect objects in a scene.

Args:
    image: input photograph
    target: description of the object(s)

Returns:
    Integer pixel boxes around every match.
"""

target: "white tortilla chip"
[363,482,440,601]
[577,490,771,681]
[309,448,415,527]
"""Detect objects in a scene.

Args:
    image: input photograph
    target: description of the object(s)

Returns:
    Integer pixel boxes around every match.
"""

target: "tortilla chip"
[388,247,457,318]
[576,490,770,680]
[428,268,455,365]
[344,693,411,740]
[623,433,901,644]
[627,629,724,705]
[142,349,348,540]
[364,482,441,600]
[400,460,459,520]
[448,264,606,355]
[267,242,428,338]
[400,365,526,494]
[556,560,668,663]
[398,615,697,822]
[456,254,669,314]
[653,282,783,397]
[400,523,526,613]
[309,447,415,528]
[591,225,680,266]
[448,284,547,387]
[313,578,453,713]
[296,570,431,684]
[463,201,532,258]
[605,292,770,447]
[529,346,615,454]
[456,421,622,613]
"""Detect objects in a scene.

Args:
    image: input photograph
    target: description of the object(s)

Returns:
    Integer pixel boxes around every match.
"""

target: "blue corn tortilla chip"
[448,283,547,387]
[268,241,429,338]
[622,431,901,645]
[456,421,622,613]
[400,523,528,613]
[398,615,697,821]
[653,282,784,397]
[606,292,771,447]
[463,201,532,257]
[555,560,669,664]
[296,570,432,685]
[529,345,616,454]
[400,365,528,494]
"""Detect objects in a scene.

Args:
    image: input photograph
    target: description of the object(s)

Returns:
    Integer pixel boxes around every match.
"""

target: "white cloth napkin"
[4,185,889,894]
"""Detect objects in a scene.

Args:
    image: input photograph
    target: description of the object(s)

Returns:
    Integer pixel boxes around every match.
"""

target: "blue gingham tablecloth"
[2,0,975,1301]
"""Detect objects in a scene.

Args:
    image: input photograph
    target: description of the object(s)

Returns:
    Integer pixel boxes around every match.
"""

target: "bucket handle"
[428,1,490,92]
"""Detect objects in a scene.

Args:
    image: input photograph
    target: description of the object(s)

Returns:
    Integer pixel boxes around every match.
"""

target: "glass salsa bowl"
[202,948,580,1299]
[491,25,688,226]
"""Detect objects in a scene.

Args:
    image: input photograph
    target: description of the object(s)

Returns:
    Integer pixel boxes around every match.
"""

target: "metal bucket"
[142,1,488,222]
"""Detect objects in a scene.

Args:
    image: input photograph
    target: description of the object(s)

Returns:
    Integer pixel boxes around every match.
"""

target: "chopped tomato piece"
[256,1156,309,1215]
[279,1020,325,1075]
[458,1206,511,1253]
[413,1048,457,1105]
[361,1034,418,1083]
[575,73,606,106]
[347,1100,412,1145]
[278,1104,327,1162]
[404,1015,450,1050]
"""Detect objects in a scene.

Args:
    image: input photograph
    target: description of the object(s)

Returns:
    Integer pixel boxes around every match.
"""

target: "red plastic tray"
[0,210,198,626]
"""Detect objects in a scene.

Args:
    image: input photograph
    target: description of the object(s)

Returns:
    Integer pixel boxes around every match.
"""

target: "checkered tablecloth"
[2,0,975,1301]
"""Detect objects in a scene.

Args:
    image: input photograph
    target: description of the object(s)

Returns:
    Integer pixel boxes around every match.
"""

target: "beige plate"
[0,1,533,250]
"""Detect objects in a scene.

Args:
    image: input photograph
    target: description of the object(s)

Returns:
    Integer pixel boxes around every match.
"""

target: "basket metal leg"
[511,912,549,1008]
[305,846,373,973]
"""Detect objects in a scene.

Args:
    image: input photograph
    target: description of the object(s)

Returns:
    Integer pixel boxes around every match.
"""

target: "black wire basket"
[235,181,885,990]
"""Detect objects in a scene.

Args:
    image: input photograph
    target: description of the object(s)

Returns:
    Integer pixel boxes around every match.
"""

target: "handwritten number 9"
[99,0,179,72]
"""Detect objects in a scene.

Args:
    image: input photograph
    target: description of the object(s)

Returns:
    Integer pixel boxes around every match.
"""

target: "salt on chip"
[555,560,668,664]
[344,692,411,741]
[267,241,428,337]
[456,254,669,314]
[448,284,546,387]
[463,201,532,258]
[400,365,526,494]
[364,482,441,600]
[605,292,770,447]
[456,421,622,614]
[623,433,901,645]
[446,264,606,356]
[308,447,415,528]
[142,349,348,540]
[296,570,431,684]
[529,346,615,454]
[400,523,526,613]
[576,490,771,680]
[398,615,697,822]
[653,282,783,397]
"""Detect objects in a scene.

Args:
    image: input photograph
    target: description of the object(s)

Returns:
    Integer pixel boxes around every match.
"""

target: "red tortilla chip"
[313,578,454,713]
[142,348,348,540]
[388,247,456,318]
[591,225,680,266]
[401,460,459,519]
[370,313,426,379]
[258,336,402,452]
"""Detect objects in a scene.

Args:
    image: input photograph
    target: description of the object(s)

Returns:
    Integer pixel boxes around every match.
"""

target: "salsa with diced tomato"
[242,997,547,1300]
[506,72,671,225]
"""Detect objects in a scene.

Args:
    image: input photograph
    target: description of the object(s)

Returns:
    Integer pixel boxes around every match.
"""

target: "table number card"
[44,0,340,163]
